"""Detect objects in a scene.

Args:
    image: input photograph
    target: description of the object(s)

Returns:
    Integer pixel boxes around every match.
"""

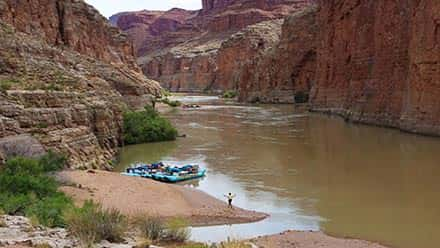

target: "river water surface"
[117,95,440,248]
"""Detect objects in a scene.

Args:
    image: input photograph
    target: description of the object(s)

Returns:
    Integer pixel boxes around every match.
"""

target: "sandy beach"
[57,170,267,226]
[250,230,391,248]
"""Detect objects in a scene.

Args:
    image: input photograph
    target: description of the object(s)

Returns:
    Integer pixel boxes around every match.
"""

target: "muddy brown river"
[117,95,440,248]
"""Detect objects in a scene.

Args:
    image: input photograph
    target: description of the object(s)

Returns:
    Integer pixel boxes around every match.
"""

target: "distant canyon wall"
[113,0,315,93]
[238,7,318,103]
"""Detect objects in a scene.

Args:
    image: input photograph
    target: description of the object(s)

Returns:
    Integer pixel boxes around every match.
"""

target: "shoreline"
[55,170,394,248]
[2,170,394,248]
[57,170,267,226]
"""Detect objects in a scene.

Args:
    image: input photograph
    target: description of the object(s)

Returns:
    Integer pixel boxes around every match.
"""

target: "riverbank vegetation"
[123,105,178,144]
[135,215,190,244]
[65,200,128,246]
[0,153,191,246]
[0,151,72,227]
[222,90,238,99]
[0,153,256,247]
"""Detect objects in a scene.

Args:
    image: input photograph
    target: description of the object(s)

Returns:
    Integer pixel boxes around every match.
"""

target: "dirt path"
[250,230,391,248]
[57,170,267,226]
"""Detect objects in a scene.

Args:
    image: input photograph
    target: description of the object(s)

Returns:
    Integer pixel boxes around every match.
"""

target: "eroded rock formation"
[0,0,138,69]
[238,7,318,103]
[310,0,440,135]
[110,8,199,56]
[0,0,162,168]
[113,0,314,93]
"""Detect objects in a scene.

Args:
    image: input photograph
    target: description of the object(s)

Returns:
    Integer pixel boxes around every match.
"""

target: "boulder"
[0,134,46,159]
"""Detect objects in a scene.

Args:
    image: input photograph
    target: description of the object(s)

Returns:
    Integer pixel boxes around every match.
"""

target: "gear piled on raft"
[122,162,206,183]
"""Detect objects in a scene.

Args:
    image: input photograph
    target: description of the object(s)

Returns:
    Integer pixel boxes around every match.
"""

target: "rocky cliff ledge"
[0,0,162,168]
[113,0,314,93]
[310,0,440,136]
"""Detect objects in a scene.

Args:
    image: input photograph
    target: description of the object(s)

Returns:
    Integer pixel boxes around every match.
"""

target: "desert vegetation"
[64,200,128,247]
[0,151,72,227]
[123,105,178,144]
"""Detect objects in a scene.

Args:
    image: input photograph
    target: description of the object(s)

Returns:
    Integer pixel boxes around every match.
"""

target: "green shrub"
[161,98,182,107]
[0,152,70,227]
[1,151,65,175]
[64,201,99,247]
[25,193,73,227]
[37,150,67,173]
[99,208,127,243]
[123,105,178,145]
[135,215,165,241]
[0,193,36,215]
[65,201,127,246]
[0,172,59,198]
[162,217,190,243]
[222,90,237,99]
[161,89,172,97]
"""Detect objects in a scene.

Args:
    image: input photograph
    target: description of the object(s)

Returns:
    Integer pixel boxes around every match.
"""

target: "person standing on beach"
[224,193,236,208]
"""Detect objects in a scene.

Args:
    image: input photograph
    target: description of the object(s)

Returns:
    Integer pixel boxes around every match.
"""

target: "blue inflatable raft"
[121,162,206,183]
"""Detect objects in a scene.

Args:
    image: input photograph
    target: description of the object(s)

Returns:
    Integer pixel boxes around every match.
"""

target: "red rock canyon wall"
[0,0,161,168]
[310,0,440,135]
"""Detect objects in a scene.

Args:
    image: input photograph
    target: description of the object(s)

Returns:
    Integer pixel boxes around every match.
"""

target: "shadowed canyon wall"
[0,0,162,168]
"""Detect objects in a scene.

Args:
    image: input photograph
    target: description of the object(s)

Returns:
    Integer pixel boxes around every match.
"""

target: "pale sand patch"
[250,230,392,248]
[57,170,267,226]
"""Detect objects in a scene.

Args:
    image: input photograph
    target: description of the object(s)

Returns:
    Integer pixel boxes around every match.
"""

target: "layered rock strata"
[238,7,318,103]
[0,0,162,168]
[113,0,314,92]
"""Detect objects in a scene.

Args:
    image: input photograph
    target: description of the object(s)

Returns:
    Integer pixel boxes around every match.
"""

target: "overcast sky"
[85,0,202,17]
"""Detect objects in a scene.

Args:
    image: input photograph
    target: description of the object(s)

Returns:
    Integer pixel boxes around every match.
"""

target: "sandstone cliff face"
[238,7,318,103]
[139,36,222,92]
[0,0,138,70]
[121,0,314,93]
[215,19,284,91]
[310,0,440,135]
[199,0,313,33]
[0,0,162,168]
[110,8,199,56]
